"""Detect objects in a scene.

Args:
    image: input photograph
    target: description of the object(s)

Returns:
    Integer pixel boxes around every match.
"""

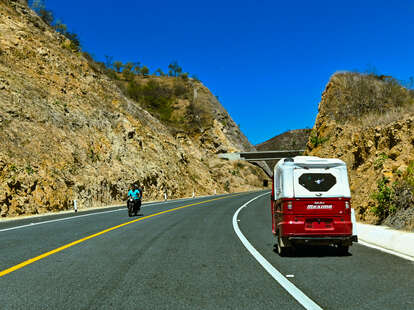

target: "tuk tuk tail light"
[345,201,350,209]
[287,202,292,210]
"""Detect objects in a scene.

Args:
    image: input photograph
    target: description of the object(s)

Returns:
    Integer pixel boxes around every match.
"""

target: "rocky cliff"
[307,72,414,231]
[0,0,267,217]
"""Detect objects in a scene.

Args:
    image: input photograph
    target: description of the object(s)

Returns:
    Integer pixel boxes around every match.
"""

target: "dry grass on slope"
[322,72,414,127]
[354,104,414,129]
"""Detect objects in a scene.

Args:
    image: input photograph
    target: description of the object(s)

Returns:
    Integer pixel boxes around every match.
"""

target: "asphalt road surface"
[1,191,413,309]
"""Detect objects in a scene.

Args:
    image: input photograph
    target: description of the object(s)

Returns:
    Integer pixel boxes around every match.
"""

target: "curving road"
[1,191,413,309]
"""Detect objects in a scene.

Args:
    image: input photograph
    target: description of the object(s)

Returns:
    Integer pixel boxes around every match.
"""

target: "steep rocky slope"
[307,72,414,231]
[0,0,266,217]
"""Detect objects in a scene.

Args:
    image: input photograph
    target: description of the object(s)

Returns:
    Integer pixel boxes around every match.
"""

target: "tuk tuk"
[271,156,358,256]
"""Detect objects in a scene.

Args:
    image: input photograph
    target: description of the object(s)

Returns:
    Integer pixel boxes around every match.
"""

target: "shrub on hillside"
[122,62,134,80]
[173,80,188,98]
[82,52,106,73]
[113,61,123,73]
[406,161,414,189]
[126,80,174,121]
[31,1,81,51]
[371,163,414,222]
[36,7,53,25]
[64,32,80,51]
[180,72,189,81]
[309,130,328,147]
[141,66,150,76]
[371,177,395,220]
[154,68,165,76]
[168,61,182,77]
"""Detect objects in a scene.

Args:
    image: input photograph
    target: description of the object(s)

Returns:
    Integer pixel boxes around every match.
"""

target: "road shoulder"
[356,222,414,261]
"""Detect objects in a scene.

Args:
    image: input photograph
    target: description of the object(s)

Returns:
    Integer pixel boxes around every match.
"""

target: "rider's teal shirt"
[128,189,140,200]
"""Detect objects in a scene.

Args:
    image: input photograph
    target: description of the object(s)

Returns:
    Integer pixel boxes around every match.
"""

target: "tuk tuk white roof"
[276,156,347,170]
[274,156,351,199]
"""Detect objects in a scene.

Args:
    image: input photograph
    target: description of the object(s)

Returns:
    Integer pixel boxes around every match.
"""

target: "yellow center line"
[0,194,242,278]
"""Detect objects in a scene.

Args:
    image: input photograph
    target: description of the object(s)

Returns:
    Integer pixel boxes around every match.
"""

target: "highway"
[1,191,413,309]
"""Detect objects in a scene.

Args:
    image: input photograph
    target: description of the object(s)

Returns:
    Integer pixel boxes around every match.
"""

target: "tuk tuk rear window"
[298,173,336,192]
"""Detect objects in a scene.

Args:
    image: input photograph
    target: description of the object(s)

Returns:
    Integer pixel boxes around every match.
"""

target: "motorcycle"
[127,197,141,217]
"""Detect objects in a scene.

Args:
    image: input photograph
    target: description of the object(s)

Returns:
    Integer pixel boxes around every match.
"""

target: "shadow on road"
[273,245,353,258]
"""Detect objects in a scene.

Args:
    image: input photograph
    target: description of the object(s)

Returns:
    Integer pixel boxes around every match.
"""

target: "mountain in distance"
[255,129,311,170]
[256,129,311,151]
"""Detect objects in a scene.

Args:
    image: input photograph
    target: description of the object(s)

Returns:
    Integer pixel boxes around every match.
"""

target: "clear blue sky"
[43,0,414,145]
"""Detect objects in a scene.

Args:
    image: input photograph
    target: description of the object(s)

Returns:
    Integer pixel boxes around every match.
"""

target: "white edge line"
[358,240,414,262]
[233,193,323,310]
[0,196,211,233]
[0,208,124,233]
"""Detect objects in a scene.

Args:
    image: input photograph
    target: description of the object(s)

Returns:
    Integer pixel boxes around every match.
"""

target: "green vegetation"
[173,80,188,98]
[231,169,239,176]
[374,153,388,169]
[141,66,150,76]
[371,177,395,220]
[32,0,53,25]
[309,131,328,147]
[122,62,134,80]
[31,0,80,51]
[180,72,189,81]
[88,148,100,163]
[168,61,182,77]
[154,68,165,76]
[29,1,202,127]
[224,180,230,192]
[25,164,35,175]
[371,163,414,222]
[406,161,414,189]
[113,61,123,73]
[126,80,174,122]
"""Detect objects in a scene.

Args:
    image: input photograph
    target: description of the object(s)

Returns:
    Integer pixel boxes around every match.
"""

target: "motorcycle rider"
[127,184,142,212]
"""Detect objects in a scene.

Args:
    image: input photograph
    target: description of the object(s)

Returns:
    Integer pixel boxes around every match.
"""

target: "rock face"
[255,129,311,170]
[0,1,267,217]
[307,73,414,231]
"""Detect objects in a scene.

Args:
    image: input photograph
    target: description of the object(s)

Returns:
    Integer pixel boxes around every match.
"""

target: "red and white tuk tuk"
[271,156,358,256]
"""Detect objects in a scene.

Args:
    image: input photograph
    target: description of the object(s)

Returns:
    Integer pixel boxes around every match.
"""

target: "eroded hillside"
[307,72,414,231]
[256,129,310,170]
[0,0,266,217]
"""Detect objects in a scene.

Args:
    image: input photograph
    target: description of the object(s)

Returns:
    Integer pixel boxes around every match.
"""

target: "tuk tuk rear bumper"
[286,235,358,246]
